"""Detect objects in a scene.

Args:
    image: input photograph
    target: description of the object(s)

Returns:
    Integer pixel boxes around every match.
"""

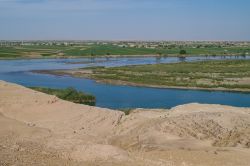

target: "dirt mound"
[1,80,250,166]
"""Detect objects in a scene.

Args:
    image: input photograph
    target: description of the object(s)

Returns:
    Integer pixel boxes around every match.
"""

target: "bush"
[30,87,96,106]
[180,50,187,54]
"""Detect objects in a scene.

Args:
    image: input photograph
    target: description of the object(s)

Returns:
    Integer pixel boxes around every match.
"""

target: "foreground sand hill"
[0,80,250,166]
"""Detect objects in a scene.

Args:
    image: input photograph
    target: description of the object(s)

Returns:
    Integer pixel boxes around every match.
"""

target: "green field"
[0,45,67,58]
[63,45,250,56]
[30,87,96,106]
[82,60,250,91]
[1,43,250,58]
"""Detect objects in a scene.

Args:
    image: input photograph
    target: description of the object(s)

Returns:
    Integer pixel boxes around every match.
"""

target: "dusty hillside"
[0,80,250,166]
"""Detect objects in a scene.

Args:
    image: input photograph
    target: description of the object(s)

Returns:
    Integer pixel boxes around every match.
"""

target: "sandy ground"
[0,80,250,166]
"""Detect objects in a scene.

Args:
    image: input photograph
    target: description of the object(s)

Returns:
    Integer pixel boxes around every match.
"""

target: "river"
[1,56,250,109]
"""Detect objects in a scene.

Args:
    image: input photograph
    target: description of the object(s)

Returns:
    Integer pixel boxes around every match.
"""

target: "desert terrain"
[0,80,250,166]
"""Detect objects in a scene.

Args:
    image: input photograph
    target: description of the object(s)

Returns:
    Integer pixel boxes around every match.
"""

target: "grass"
[86,60,250,91]
[1,43,250,58]
[0,45,68,58]
[30,87,96,106]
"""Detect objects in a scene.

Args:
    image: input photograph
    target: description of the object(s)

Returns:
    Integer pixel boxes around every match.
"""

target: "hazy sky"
[0,0,250,40]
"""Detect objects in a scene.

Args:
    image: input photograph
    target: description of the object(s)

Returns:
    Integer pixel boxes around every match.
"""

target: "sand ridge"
[0,80,250,166]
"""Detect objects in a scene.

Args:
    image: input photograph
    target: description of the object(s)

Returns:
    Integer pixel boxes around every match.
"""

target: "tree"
[180,50,187,55]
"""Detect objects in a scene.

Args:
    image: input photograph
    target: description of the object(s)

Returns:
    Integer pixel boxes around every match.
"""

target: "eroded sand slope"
[0,80,250,166]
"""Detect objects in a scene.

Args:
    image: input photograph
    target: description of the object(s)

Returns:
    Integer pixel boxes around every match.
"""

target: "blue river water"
[1,56,250,109]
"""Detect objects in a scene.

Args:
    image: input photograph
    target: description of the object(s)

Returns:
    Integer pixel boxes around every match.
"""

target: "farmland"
[1,41,250,58]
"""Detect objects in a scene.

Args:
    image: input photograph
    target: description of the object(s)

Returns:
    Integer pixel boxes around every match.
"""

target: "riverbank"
[1,80,250,165]
[1,54,249,60]
[0,54,162,60]
[35,60,250,93]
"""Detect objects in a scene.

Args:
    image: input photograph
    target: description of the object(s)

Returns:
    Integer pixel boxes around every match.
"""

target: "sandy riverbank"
[0,80,250,165]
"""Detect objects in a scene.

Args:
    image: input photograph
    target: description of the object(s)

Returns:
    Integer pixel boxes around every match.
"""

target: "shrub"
[30,87,96,106]
[180,50,187,54]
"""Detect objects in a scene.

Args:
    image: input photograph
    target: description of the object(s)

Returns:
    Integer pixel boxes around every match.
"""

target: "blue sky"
[0,0,250,40]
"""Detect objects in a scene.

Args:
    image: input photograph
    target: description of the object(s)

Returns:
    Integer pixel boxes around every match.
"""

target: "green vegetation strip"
[1,43,250,58]
[30,87,96,106]
[87,60,250,91]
